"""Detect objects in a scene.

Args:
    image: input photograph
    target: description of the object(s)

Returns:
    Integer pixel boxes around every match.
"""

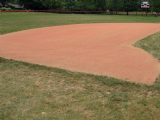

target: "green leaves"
[152,1,160,13]
[8,0,157,13]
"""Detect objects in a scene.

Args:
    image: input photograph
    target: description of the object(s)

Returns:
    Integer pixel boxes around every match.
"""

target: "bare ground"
[1,23,160,84]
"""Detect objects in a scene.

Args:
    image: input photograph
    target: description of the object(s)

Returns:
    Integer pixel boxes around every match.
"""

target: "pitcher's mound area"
[1,23,160,84]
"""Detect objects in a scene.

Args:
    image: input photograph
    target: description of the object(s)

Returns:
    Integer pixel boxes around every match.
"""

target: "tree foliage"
[1,0,159,13]
[0,0,10,6]
[152,0,160,13]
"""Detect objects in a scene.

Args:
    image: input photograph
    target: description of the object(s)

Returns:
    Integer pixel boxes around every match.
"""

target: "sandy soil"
[1,23,160,84]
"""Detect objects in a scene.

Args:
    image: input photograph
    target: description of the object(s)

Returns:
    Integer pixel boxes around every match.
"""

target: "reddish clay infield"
[1,23,160,84]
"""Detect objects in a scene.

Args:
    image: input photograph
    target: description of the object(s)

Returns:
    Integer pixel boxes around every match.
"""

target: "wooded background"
[1,0,160,13]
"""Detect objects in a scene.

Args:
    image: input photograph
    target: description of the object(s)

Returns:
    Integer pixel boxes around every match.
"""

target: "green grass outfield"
[1,12,160,34]
[1,12,160,120]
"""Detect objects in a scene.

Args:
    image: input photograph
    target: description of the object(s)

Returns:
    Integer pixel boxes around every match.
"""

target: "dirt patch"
[1,23,160,84]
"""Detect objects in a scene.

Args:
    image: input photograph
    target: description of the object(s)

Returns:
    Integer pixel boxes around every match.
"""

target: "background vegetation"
[1,0,160,13]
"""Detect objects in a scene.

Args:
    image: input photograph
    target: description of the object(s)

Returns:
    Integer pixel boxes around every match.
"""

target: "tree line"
[1,0,160,13]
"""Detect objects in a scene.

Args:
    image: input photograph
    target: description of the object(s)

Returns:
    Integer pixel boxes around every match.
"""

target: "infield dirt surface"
[1,23,160,84]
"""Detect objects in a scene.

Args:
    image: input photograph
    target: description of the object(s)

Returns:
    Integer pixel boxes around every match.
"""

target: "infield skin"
[1,23,160,84]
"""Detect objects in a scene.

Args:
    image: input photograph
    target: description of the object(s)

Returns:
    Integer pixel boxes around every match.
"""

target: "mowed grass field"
[1,12,160,34]
[1,12,160,120]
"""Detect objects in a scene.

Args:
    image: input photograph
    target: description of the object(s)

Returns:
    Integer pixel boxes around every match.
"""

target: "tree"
[77,0,97,11]
[96,0,106,11]
[0,0,10,7]
[152,0,160,13]
[9,0,18,4]
[123,0,139,15]
[14,0,159,13]
[64,0,76,10]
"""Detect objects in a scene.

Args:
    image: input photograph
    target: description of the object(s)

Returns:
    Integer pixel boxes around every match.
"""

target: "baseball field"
[1,12,160,119]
